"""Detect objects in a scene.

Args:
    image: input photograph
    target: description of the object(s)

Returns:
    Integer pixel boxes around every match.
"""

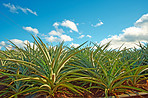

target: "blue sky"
[0,0,148,50]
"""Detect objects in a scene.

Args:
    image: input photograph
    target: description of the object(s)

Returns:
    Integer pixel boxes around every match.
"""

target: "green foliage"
[0,35,148,98]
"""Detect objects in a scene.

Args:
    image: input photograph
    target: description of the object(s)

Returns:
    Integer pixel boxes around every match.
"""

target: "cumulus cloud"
[23,26,39,35]
[52,22,65,35]
[45,35,73,42]
[10,39,36,49]
[60,35,73,41]
[48,30,61,36]
[0,39,36,50]
[135,14,148,26]
[101,13,148,49]
[70,43,79,48]
[45,36,60,42]
[61,20,78,32]
[91,20,103,27]
[53,22,59,27]
[86,35,92,38]
[0,41,6,46]
[10,39,24,47]
[0,41,6,49]
[78,35,85,39]
[52,20,79,33]
[78,35,91,39]
[45,21,74,42]
[3,3,37,16]
[41,34,47,37]
[55,28,64,35]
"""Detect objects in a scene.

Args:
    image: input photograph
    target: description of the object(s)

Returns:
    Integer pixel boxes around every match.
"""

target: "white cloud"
[10,39,36,49]
[0,41,6,46]
[52,22,65,34]
[48,30,61,36]
[10,39,24,48]
[10,39,23,44]
[45,22,73,42]
[24,40,29,44]
[45,35,73,42]
[3,3,18,13]
[25,8,37,16]
[41,34,47,37]
[53,22,59,27]
[24,40,37,49]
[61,20,78,32]
[91,20,103,27]
[70,43,79,48]
[0,41,7,49]
[48,24,66,41]
[101,13,148,49]
[3,3,37,16]
[23,26,39,35]
[86,35,92,38]
[55,28,65,34]
[60,35,73,41]
[45,36,60,42]
[78,35,85,39]
[0,39,36,50]
[135,14,148,26]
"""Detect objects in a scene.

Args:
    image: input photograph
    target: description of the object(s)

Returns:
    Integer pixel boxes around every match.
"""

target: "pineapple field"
[0,35,148,98]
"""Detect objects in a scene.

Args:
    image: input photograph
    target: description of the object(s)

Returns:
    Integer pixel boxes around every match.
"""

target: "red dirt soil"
[0,76,148,98]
